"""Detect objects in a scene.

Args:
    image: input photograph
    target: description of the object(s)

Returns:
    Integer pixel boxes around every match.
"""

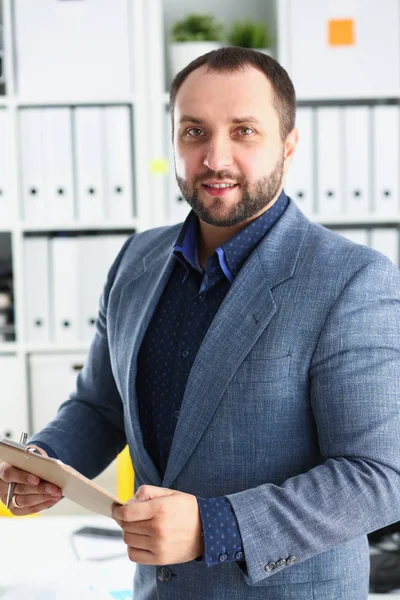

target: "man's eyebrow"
[179,115,204,124]
[231,116,260,124]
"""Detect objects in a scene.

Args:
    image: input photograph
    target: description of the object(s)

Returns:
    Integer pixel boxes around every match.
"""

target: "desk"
[0,515,135,598]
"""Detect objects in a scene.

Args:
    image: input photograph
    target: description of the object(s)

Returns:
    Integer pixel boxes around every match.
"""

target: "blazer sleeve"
[28,236,133,480]
[226,255,400,585]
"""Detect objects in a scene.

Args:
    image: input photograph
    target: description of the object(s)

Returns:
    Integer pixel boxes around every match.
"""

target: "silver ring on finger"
[12,495,22,509]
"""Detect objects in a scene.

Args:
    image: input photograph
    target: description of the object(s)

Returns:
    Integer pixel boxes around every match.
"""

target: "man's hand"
[0,445,62,515]
[112,485,204,565]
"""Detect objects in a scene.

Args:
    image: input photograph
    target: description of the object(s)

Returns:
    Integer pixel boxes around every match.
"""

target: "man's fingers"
[13,482,61,496]
[11,492,62,510]
[0,463,40,486]
[122,531,153,552]
[8,497,60,516]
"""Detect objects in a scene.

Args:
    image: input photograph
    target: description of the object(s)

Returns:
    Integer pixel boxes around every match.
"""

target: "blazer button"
[219,553,228,562]
[276,558,287,568]
[235,551,244,560]
[157,567,172,582]
[264,562,276,573]
[286,556,296,565]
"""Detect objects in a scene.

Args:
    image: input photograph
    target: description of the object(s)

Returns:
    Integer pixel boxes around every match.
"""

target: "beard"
[176,150,285,227]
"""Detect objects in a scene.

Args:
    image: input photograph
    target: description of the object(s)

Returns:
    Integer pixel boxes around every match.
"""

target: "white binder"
[372,106,400,215]
[14,0,131,97]
[24,237,51,342]
[370,228,399,267]
[74,107,106,222]
[0,356,27,440]
[335,228,368,245]
[284,107,314,216]
[42,108,75,222]
[19,109,46,221]
[0,110,15,221]
[80,234,128,342]
[165,108,189,223]
[343,106,370,216]
[28,353,86,433]
[103,106,134,220]
[51,236,80,343]
[315,107,343,216]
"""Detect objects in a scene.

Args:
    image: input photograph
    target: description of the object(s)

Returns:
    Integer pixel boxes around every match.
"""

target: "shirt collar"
[173,190,289,284]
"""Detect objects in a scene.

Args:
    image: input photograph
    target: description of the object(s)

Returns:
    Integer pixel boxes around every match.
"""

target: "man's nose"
[203,135,234,171]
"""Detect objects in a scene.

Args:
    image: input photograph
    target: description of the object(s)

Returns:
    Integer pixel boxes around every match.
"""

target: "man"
[1,48,400,599]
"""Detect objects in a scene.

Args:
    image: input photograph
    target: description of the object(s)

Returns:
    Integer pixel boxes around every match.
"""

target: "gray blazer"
[33,199,400,600]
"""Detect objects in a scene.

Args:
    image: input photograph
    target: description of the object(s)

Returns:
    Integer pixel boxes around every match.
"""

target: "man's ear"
[283,127,299,175]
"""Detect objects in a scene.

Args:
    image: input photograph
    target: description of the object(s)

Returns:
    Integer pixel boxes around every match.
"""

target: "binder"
[74,108,106,222]
[370,228,399,267]
[51,236,80,343]
[335,228,368,246]
[24,237,51,342]
[165,108,189,223]
[284,107,314,216]
[0,110,14,221]
[29,353,86,433]
[372,106,400,215]
[288,0,400,96]
[0,356,27,441]
[14,0,131,97]
[343,106,370,216]
[80,235,128,342]
[103,106,134,220]
[19,109,46,221]
[315,107,343,216]
[0,439,122,517]
[42,108,75,222]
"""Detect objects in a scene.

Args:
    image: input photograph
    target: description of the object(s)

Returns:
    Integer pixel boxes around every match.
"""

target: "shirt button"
[264,562,276,573]
[218,553,228,562]
[286,555,296,565]
[235,551,244,560]
[156,567,172,582]
[181,349,190,358]
[174,410,180,418]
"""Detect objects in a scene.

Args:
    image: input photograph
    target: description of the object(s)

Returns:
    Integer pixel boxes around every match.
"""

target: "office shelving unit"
[0,0,157,442]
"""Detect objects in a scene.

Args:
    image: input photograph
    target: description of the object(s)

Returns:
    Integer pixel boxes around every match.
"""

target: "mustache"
[193,171,245,185]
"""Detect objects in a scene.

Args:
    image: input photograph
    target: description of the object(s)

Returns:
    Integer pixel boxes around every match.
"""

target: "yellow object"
[328,19,355,46]
[0,500,38,518]
[117,445,135,503]
[149,158,169,175]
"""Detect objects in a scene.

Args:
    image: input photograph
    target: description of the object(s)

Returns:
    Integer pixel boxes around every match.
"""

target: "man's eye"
[186,128,204,137]
[237,127,254,136]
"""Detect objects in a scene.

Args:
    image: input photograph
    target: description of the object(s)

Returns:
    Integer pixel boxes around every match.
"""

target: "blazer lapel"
[162,200,310,488]
[115,231,179,486]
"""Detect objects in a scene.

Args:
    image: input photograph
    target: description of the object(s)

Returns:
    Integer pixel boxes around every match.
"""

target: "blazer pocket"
[230,355,291,384]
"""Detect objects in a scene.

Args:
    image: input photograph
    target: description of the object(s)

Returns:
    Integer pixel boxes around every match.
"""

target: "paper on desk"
[1,559,134,600]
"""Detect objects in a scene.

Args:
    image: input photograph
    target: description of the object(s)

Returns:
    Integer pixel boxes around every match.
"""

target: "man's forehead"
[175,66,275,122]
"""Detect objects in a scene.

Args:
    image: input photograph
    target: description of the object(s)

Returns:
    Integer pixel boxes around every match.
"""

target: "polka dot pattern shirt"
[136,190,288,567]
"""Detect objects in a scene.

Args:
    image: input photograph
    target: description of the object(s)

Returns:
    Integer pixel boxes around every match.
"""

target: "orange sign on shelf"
[328,19,355,46]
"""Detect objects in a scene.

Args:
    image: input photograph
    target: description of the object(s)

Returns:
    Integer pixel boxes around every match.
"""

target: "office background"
[0,0,399,514]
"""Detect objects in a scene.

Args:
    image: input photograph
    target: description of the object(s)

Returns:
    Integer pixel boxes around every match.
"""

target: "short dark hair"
[169,46,296,141]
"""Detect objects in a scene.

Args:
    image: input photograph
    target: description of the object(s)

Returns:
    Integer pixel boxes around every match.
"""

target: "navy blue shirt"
[136,190,289,567]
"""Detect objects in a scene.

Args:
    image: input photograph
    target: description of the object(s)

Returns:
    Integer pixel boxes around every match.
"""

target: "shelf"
[20,220,139,233]
[23,342,91,354]
[0,96,137,108]
[296,91,400,103]
[0,342,18,354]
[314,214,400,227]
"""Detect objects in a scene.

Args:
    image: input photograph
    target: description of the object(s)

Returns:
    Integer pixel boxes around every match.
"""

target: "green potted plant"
[169,14,224,81]
[228,20,273,56]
